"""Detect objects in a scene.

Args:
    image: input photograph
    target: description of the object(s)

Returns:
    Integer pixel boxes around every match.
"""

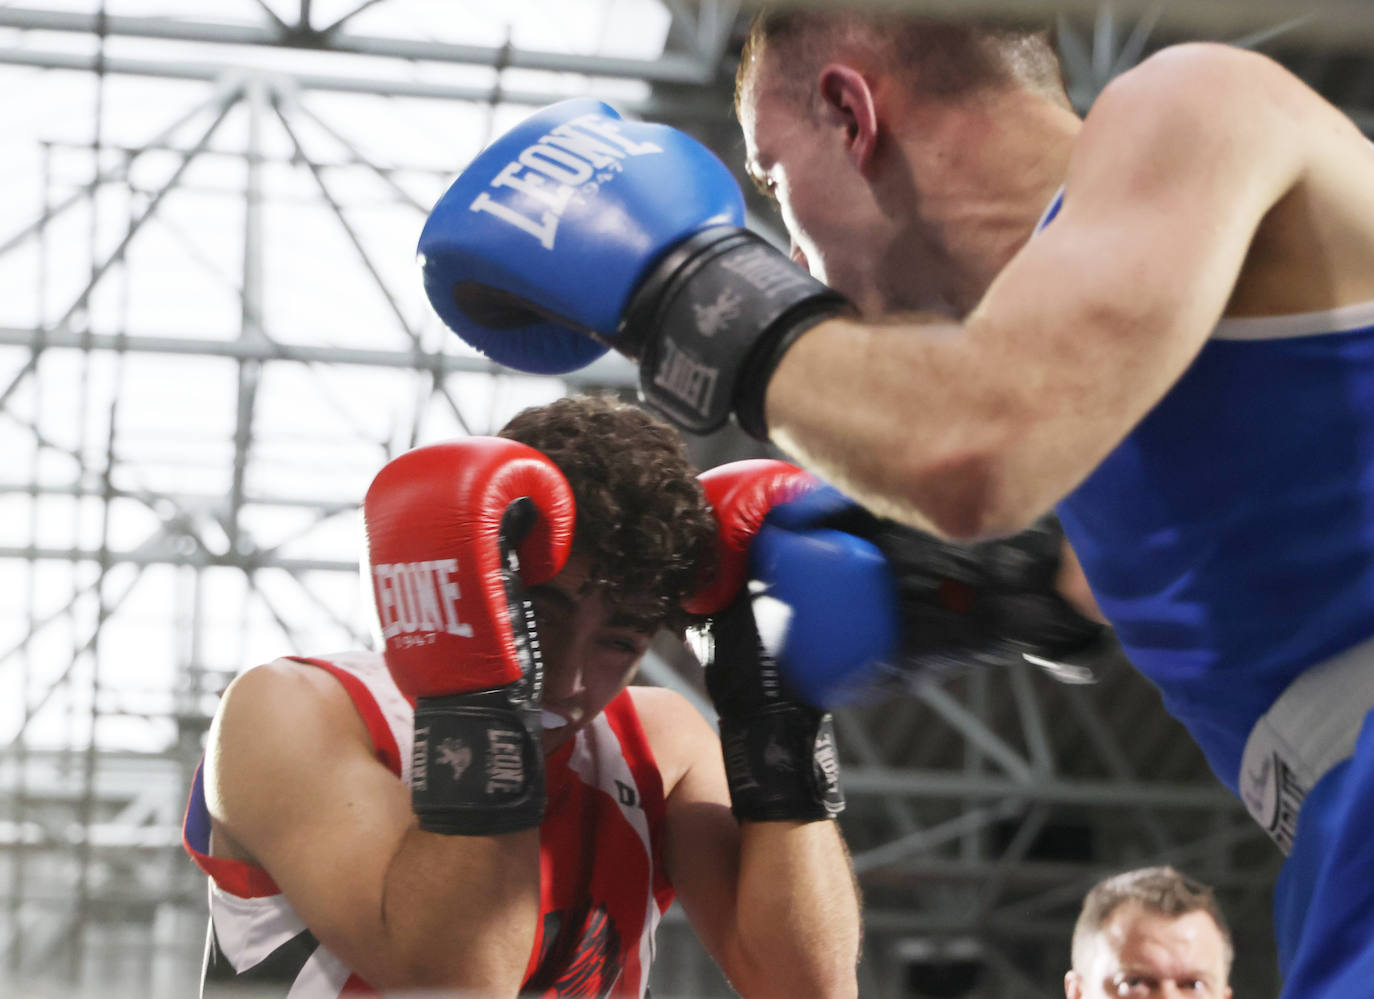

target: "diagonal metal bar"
[271,89,480,435]
[288,99,430,212]
[317,0,391,37]
[0,82,238,263]
[1110,1,1166,76]
[0,406,233,562]
[1232,14,1317,49]
[249,0,291,35]
[0,352,43,418]
[278,567,373,649]
[245,571,314,653]
[1007,661,1054,775]
[1061,683,1175,851]
[1055,13,1095,99]
[695,0,744,70]
[1092,1,1118,84]
[851,797,1027,873]
[974,804,1050,916]
[268,89,423,350]
[0,566,148,753]
[431,367,474,437]
[49,88,242,339]
[145,210,411,449]
[917,683,1035,782]
[0,572,106,679]
[833,710,921,836]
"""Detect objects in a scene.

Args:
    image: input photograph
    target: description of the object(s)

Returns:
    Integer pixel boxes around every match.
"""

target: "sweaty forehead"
[1101,907,1225,977]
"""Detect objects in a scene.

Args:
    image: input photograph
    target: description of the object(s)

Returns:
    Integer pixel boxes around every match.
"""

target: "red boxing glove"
[685,459,817,616]
[364,437,575,835]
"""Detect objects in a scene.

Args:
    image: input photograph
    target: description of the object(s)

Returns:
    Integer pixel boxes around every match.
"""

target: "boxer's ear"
[817,63,879,174]
[1064,970,1084,999]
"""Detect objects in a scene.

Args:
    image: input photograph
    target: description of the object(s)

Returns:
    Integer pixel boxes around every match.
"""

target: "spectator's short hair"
[1071,866,1233,975]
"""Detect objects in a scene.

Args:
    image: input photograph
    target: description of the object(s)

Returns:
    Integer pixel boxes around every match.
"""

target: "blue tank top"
[1041,191,1374,792]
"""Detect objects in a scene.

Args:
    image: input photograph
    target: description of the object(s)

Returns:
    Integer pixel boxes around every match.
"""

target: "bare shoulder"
[206,657,374,840]
[214,656,365,747]
[626,685,718,795]
[1076,43,1322,165]
[1103,42,1308,115]
[1094,42,1374,310]
[1052,42,1314,242]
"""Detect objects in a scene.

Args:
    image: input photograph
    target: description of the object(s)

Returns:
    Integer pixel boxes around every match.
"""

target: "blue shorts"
[1275,706,1374,995]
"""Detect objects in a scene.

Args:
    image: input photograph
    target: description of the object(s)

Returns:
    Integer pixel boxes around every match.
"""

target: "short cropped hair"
[1071,866,1234,976]
[735,7,1069,117]
[499,395,715,636]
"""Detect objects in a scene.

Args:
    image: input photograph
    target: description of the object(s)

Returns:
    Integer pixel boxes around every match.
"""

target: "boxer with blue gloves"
[417,98,848,437]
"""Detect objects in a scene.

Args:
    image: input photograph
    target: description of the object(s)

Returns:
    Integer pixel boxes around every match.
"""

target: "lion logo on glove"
[437,738,474,782]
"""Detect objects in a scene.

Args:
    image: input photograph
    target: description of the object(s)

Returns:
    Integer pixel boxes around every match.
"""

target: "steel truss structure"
[1,2,1366,996]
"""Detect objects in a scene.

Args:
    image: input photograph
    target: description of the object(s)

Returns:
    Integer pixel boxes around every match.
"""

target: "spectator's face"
[1065,903,1231,999]
[530,555,654,754]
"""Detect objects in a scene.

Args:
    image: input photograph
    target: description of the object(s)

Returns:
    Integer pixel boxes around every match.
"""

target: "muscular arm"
[635,687,861,998]
[765,45,1311,539]
[205,659,539,993]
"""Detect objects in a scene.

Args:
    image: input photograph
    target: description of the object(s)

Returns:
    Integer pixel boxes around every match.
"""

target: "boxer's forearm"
[764,315,1040,541]
[365,825,540,994]
[727,820,861,999]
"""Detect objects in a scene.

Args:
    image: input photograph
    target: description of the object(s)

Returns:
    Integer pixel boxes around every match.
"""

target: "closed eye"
[747,168,778,205]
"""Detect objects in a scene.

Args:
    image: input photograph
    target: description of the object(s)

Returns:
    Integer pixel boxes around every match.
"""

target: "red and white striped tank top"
[182,651,675,997]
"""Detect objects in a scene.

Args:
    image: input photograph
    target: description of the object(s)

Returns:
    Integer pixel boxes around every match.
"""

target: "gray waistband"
[1239,633,1374,853]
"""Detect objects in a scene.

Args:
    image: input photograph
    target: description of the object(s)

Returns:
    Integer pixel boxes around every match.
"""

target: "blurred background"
[2,0,1370,995]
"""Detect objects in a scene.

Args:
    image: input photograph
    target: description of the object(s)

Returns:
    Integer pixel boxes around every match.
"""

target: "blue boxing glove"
[417,99,851,436]
[765,486,1108,702]
[748,519,903,707]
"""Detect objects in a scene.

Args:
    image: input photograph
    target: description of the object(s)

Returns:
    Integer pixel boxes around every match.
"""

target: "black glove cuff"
[622,226,851,437]
[974,516,1107,662]
[718,705,844,822]
[410,693,545,836]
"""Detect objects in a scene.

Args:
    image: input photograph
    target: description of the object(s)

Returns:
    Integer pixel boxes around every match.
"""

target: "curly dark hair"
[499,395,716,635]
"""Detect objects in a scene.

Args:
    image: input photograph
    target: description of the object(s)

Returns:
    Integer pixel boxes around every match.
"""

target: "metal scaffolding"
[3,1,1366,995]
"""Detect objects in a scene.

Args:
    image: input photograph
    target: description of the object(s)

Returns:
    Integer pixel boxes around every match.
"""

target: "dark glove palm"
[768,489,1105,683]
[703,592,844,822]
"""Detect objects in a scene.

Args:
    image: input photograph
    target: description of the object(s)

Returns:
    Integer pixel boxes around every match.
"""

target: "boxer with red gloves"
[182,395,862,999]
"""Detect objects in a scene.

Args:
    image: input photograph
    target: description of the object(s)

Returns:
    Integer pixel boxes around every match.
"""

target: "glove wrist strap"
[410,692,545,836]
[718,705,844,822]
[623,226,851,437]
